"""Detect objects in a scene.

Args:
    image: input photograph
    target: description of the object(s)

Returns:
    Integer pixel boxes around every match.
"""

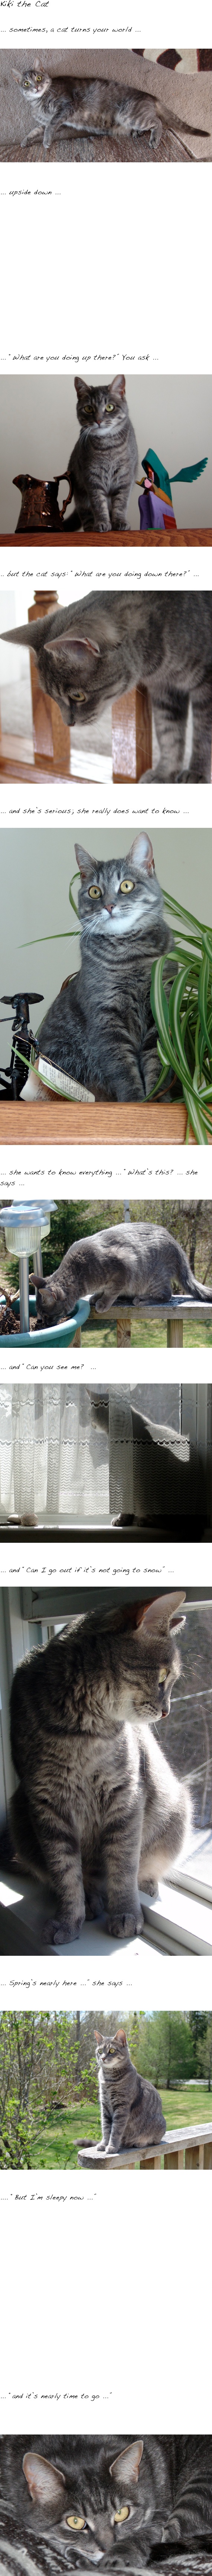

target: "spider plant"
[150,893,212,1144]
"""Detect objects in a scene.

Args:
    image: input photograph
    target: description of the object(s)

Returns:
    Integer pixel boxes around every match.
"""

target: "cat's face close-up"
[75,374,127,430]
[95,2030,126,2066]
[0,2439,145,2568]
[75,833,161,937]
[13,64,49,94]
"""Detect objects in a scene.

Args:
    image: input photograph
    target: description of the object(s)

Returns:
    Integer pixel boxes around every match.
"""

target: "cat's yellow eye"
[88,885,101,900]
[114,2507,130,2523]
[106,403,114,411]
[120,879,134,894]
[159,1666,167,1684]
[66,2516,85,2530]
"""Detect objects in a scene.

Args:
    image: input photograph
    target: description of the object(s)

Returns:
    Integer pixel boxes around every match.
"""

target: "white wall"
[0,375,211,531]
[0,824,211,1068]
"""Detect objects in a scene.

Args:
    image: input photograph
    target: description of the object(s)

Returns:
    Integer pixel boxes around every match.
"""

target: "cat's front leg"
[99,2107,112,2152]
[34,1805,86,1942]
[104,1826,144,1939]
[104,2112,127,2154]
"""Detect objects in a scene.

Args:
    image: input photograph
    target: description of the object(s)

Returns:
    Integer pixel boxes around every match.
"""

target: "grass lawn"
[82,1318,212,1349]
[32,2086,212,2169]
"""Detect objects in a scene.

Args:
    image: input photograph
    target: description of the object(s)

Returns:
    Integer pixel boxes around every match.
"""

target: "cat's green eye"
[159,1665,167,1683]
[88,884,101,900]
[106,403,114,411]
[120,878,134,894]
[66,2516,85,2530]
[114,2507,130,2523]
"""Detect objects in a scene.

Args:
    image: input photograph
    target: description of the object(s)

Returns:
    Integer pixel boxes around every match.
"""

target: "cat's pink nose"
[105,903,113,914]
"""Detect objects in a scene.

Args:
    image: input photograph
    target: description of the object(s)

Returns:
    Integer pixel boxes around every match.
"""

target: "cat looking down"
[31,1216,211,1328]
[7,1592,190,1945]
[95,2027,166,2153]
[3,591,212,780]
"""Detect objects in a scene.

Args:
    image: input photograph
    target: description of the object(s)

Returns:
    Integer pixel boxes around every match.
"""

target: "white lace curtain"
[0,1387,110,1521]
[108,1385,206,1521]
[0,1381,208,1523]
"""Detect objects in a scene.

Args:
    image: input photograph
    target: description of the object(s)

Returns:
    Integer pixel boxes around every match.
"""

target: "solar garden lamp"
[0,1200,56,1334]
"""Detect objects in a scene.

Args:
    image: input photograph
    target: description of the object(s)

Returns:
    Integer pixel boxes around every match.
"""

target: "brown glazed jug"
[13,473,72,531]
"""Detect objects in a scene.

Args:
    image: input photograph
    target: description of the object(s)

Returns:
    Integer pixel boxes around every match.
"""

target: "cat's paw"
[107,1904,144,1940]
[46,1908,85,1946]
[141,1880,159,1899]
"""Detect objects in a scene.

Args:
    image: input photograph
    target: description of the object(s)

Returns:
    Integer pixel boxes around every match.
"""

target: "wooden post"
[117,1315,131,1346]
[112,683,152,782]
[28,591,70,773]
[167,1316,183,1347]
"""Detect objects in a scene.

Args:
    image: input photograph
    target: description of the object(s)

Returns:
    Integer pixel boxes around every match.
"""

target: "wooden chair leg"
[28,591,70,772]
[112,683,152,782]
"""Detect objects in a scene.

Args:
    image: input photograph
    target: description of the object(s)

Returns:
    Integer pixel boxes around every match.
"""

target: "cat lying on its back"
[12,59,209,157]
[95,2027,166,2153]
[7,1591,190,1944]
[3,592,212,780]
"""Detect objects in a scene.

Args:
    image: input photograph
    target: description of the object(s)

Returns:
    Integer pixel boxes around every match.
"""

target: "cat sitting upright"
[29,832,172,1106]
[7,1592,190,1945]
[65,374,138,531]
[95,2027,166,2154]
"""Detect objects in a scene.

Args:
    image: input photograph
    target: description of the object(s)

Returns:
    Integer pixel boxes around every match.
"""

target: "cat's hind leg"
[138,1731,191,1898]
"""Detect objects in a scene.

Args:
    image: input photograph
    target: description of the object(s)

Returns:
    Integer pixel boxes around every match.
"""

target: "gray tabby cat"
[12,61,209,157]
[95,2027,166,2153]
[4,592,212,780]
[1,2437,212,2576]
[32,1218,211,1328]
[36,833,172,1105]
[8,1593,189,1942]
[65,374,138,532]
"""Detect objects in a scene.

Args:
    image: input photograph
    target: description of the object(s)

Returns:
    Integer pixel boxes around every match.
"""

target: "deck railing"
[78,2120,212,2170]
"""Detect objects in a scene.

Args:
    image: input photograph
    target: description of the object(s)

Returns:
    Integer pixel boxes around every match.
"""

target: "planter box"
[0,1100,206,1144]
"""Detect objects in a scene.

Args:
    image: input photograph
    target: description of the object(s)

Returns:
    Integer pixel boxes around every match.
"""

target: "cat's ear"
[43,634,100,668]
[110,2442,143,2489]
[23,2455,65,2509]
[130,831,155,876]
[74,842,95,879]
[94,2028,102,2039]
[74,375,87,394]
[141,1590,186,1637]
[0,619,44,655]
[12,68,22,80]
[109,374,125,400]
[116,2028,127,2045]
